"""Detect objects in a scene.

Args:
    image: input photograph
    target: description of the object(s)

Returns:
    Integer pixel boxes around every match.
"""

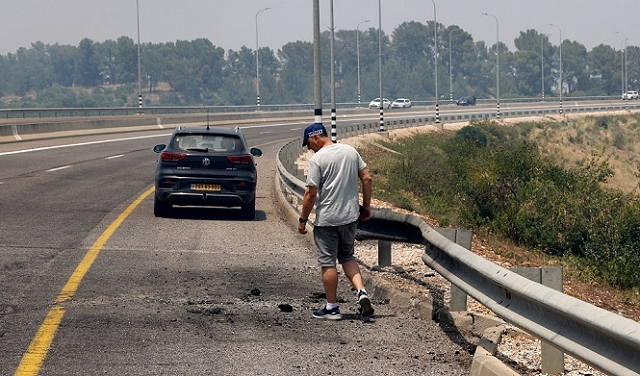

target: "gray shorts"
[313,221,358,267]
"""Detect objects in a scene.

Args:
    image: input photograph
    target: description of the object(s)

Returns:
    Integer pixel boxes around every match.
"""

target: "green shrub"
[360,119,640,290]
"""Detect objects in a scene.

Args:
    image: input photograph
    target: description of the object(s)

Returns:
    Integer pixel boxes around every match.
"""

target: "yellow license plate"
[191,183,221,191]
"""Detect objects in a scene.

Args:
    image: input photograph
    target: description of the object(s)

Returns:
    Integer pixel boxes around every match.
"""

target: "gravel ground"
[353,238,605,376]
[295,121,609,376]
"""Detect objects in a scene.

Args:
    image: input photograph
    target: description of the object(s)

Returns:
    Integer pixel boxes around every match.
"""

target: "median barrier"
[0,109,321,141]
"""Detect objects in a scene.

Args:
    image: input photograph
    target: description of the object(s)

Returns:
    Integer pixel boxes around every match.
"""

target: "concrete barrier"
[0,109,319,140]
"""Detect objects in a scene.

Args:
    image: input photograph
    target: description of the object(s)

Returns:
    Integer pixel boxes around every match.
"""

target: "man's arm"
[358,167,372,222]
[298,186,318,234]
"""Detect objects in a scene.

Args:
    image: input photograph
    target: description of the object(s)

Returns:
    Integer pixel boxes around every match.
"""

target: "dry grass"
[528,114,640,195]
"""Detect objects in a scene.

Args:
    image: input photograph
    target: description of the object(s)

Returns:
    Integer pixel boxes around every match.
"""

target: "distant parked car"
[391,98,412,108]
[369,98,391,109]
[456,96,476,106]
[622,91,638,100]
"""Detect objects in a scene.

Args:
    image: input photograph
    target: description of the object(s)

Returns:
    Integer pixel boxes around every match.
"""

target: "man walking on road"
[297,123,374,320]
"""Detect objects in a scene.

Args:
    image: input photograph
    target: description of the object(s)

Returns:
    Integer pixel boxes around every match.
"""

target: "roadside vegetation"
[359,115,640,291]
[1,22,637,108]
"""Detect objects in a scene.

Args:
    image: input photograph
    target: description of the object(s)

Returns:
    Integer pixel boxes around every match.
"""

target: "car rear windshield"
[174,134,241,152]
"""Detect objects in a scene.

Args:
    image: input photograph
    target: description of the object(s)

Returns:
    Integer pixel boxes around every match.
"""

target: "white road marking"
[0,133,171,157]
[106,155,125,160]
[47,165,72,172]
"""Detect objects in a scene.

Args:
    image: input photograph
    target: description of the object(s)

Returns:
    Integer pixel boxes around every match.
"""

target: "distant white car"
[622,90,638,100]
[391,98,412,108]
[369,98,391,109]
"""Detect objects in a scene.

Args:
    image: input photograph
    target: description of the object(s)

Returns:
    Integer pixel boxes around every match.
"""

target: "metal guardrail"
[3,99,640,142]
[275,112,640,376]
[0,95,625,120]
[0,104,313,120]
[361,210,640,376]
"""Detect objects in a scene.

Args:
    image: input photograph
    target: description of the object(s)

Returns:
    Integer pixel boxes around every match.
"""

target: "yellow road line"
[14,186,155,376]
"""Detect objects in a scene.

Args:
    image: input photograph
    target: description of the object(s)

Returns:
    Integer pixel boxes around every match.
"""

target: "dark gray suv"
[152,125,262,219]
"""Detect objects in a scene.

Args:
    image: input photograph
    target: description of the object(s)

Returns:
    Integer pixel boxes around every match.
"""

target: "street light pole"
[621,44,625,95]
[430,0,440,124]
[548,23,563,115]
[616,31,628,94]
[136,0,142,110]
[329,0,337,142]
[616,31,629,110]
[313,0,322,124]
[356,20,370,106]
[482,12,500,119]
[377,0,385,132]
[541,35,545,100]
[449,28,460,102]
[255,7,270,110]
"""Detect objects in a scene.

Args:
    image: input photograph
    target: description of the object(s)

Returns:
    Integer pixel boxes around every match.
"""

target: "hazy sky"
[1,0,637,55]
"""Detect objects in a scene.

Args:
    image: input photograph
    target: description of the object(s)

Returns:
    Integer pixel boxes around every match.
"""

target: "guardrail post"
[434,228,472,312]
[511,267,564,375]
[377,240,392,267]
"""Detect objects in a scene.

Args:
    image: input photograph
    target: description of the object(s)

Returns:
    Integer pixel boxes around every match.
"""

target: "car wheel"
[154,194,171,217]
[240,198,256,220]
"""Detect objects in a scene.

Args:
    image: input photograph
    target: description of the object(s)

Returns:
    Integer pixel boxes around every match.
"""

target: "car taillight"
[161,151,186,162]
[159,178,177,187]
[227,155,253,164]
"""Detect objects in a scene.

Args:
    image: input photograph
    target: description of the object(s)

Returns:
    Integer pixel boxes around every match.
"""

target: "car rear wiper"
[186,148,209,152]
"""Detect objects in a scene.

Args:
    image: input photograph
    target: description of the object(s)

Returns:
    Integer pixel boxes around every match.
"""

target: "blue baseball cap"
[302,123,327,146]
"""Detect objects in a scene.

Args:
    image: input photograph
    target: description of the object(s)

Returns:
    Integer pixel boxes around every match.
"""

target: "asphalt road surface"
[0,124,474,375]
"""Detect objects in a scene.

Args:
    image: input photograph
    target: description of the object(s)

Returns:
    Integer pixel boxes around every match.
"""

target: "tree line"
[0,21,637,108]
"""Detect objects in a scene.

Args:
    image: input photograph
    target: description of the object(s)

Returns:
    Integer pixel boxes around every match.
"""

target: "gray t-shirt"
[306,143,367,227]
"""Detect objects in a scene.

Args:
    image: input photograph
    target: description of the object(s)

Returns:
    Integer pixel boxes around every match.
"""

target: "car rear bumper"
[154,175,257,207]
[156,190,254,207]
